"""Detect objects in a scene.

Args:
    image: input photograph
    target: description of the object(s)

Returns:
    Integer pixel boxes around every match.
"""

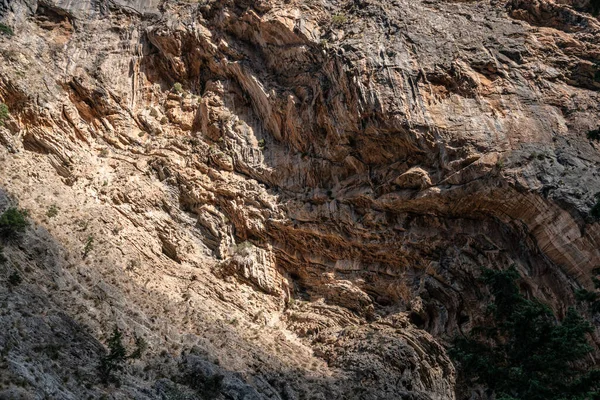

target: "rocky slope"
[0,0,599,399]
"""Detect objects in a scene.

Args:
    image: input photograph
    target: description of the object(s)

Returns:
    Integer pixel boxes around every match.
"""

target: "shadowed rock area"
[0,0,599,399]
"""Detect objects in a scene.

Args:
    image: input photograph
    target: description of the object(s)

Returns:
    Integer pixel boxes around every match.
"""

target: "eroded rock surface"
[0,0,599,399]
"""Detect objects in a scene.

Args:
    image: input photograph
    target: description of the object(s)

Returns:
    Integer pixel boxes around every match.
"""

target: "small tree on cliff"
[450,266,600,400]
[98,327,147,384]
[0,207,29,240]
[99,327,127,384]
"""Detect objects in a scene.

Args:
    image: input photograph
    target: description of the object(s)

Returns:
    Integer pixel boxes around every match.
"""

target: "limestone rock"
[0,0,599,399]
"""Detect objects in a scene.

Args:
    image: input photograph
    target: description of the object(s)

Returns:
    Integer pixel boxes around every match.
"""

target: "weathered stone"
[0,0,599,399]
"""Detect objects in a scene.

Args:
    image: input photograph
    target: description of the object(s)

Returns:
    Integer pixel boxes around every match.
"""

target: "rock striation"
[0,0,599,399]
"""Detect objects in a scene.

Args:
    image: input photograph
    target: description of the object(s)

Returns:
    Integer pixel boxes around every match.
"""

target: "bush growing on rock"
[450,266,600,400]
[575,272,600,313]
[181,368,223,399]
[587,128,600,142]
[0,24,13,36]
[590,194,600,220]
[591,0,600,16]
[0,207,29,240]
[0,103,9,126]
[331,13,347,26]
[99,327,148,384]
[8,271,21,286]
[46,204,59,218]
[99,327,127,384]
[83,235,94,259]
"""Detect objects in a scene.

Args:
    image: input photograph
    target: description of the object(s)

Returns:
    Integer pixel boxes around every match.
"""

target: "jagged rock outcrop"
[0,0,599,399]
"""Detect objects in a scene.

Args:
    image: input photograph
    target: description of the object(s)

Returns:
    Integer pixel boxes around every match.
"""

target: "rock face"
[0,0,599,398]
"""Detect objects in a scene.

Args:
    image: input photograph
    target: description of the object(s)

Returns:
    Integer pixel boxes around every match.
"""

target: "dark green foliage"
[0,207,29,240]
[576,285,600,314]
[591,195,600,220]
[127,335,147,360]
[450,266,599,400]
[33,344,61,360]
[331,13,348,26]
[182,368,224,399]
[83,235,94,259]
[0,103,8,126]
[587,129,600,142]
[591,202,600,219]
[591,0,600,16]
[46,204,59,218]
[8,271,21,286]
[0,23,13,36]
[99,327,148,384]
[576,289,599,303]
[99,327,128,384]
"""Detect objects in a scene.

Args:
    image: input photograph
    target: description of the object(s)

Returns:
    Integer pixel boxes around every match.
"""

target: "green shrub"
[0,23,13,36]
[98,327,147,384]
[575,285,600,314]
[591,0,600,16]
[587,128,600,141]
[331,13,347,27]
[173,82,183,94]
[0,207,29,240]
[575,288,599,302]
[83,235,94,259]
[450,266,600,400]
[127,335,147,360]
[0,103,9,126]
[99,327,127,384]
[591,197,600,220]
[8,271,21,286]
[46,204,59,218]
[182,368,223,399]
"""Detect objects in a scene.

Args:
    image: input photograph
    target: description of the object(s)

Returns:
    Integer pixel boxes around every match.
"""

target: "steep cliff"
[0,0,599,399]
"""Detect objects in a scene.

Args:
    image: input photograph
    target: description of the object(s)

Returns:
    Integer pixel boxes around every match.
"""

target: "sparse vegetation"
[0,23,13,36]
[98,327,147,384]
[181,366,223,399]
[257,138,265,150]
[0,103,9,126]
[591,0,600,16]
[331,13,348,27]
[46,204,59,218]
[591,193,600,220]
[450,266,600,400]
[173,82,183,94]
[575,271,600,313]
[0,207,29,240]
[128,334,147,360]
[587,128,600,142]
[83,235,94,258]
[8,271,21,286]
[99,327,127,384]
